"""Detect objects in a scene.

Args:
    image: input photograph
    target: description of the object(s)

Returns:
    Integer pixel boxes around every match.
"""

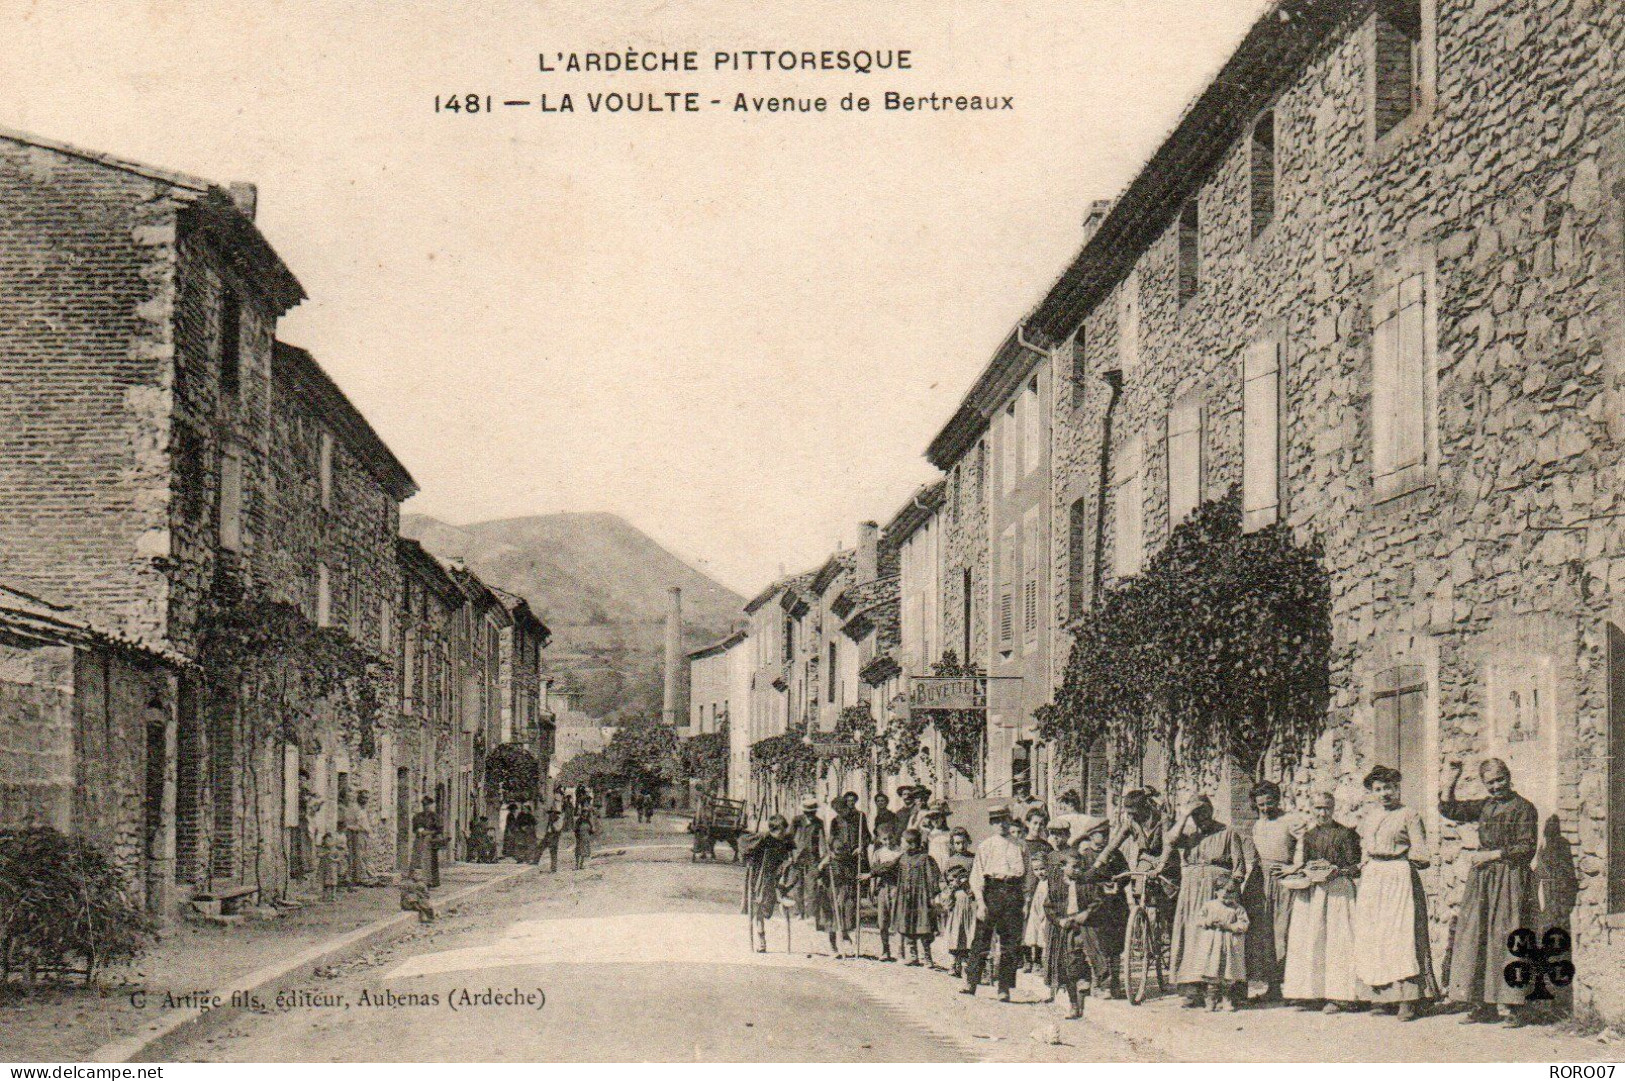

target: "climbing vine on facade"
[1038,488,1332,785]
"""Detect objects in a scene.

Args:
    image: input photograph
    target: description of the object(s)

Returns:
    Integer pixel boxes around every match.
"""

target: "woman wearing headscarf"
[1156,794,1249,1008]
[1353,765,1439,1021]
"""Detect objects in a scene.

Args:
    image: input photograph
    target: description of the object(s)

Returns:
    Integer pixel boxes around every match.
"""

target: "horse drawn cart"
[689,791,747,862]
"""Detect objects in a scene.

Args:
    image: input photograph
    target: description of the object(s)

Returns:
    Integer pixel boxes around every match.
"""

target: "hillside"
[400,512,744,721]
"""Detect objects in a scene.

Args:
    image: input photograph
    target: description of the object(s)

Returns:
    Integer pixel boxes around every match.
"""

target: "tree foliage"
[680,724,730,790]
[484,743,540,803]
[605,717,679,787]
[1037,488,1332,784]
[750,719,818,795]
[0,828,157,984]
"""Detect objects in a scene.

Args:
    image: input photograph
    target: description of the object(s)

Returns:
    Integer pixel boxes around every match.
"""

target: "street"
[179,814,1147,1062]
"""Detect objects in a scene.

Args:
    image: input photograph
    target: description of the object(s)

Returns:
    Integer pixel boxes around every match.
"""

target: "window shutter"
[1022,511,1039,640]
[1118,272,1139,372]
[1394,274,1427,474]
[219,447,244,551]
[1068,497,1090,618]
[1167,394,1203,527]
[1114,435,1144,578]
[999,527,1016,648]
[1023,379,1042,475]
[1243,338,1281,530]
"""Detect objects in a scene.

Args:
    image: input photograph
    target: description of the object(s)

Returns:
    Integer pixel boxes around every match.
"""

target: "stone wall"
[0,643,75,834]
[1047,0,1625,1019]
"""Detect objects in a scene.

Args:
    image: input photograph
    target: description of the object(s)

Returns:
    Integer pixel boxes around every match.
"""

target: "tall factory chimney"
[662,586,684,727]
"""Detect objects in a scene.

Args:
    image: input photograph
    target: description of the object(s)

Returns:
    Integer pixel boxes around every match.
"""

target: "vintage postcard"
[1,0,1623,1066]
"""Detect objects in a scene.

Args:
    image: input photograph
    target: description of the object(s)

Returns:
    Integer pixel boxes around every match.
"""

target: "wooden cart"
[689,792,747,862]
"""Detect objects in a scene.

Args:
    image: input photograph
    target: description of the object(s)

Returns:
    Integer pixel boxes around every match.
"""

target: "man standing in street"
[538,803,562,873]
[789,798,824,919]
[964,805,1029,1001]
[346,790,375,887]
[822,791,869,957]
[411,795,442,889]
[573,798,596,870]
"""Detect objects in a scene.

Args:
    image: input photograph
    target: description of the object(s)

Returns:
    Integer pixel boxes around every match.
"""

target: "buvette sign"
[907,677,987,711]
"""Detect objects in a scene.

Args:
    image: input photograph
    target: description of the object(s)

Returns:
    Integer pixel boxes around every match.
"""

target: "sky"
[0,0,1269,596]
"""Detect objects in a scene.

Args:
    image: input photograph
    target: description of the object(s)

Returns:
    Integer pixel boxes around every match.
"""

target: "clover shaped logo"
[1503,926,1574,1001]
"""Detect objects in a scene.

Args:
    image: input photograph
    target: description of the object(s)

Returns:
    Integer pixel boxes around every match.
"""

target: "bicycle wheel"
[1122,906,1156,1005]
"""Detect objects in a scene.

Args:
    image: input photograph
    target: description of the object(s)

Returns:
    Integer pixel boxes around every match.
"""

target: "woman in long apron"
[1157,795,1248,1008]
[1353,766,1439,1021]
[1281,792,1368,1011]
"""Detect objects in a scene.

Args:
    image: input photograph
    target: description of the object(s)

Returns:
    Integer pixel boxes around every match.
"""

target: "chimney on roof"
[228,182,258,221]
[1083,199,1113,242]
[856,521,879,583]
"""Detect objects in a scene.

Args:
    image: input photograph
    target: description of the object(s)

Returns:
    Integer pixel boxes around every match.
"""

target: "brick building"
[994,0,1625,1023]
[0,129,303,912]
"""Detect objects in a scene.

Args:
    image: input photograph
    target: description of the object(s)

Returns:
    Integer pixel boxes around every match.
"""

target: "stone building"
[0,582,178,910]
[1003,0,1625,1023]
[928,331,1060,803]
[926,390,994,797]
[739,571,813,813]
[0,129,303,912]
[263,341,417,893]
[395,538,464,870]
[489,586,552,794]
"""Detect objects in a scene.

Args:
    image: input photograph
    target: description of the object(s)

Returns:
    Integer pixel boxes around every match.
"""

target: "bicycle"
[1115,869,1170,1004]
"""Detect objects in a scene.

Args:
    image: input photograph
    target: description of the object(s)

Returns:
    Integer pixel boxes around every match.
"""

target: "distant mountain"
[401,512,744,722]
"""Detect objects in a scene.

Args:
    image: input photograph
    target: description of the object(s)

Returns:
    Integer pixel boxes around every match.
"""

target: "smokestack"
[856,521,879,582]
[228,182,258,221]
[662,586,683,726]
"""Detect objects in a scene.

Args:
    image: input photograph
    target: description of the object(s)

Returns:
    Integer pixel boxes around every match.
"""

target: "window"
[1251,110,1276,238]
[1117,271,1140,373]
[1372,260,1433,498]
[827,641,837,702]
[1167,392,1204,529]
[1082,737,1110,816]
[998,526,1016,653]
[975,440,986,503]
[219,290,242,398]
[1022,377,1042,476]
[1373,665,1426,811]
[1609,623,1625,913]
[218,446,243,551]
[1178,199,1200,306]
[1243,336,1282,530]
[319,430,334,510]
[949,464,960,524]
[1374,0,1424,140]
[1002,402,1019,495]
[1022,508,1040,644]
[1114,434,1144,578]
[316,562,332,627]
[1069,332,1088,408]
[1068,496,1090,620]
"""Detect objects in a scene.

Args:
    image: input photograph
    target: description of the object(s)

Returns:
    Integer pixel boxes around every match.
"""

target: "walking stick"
[744,859,757,951]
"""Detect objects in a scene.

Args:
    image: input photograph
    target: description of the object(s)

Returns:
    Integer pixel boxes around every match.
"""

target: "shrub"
[0,828,156,984]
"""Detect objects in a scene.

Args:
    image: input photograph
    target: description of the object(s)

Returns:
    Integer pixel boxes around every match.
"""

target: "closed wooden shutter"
[1374,665,1426,809]
[1068,497,1090,619]
[1168,393,1203,528]
[1372,272,1428,493]
[1243,338,1280,530]
[1114,435,1144,578]
[1022,509,1039,641]
[999,527,1015,649]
